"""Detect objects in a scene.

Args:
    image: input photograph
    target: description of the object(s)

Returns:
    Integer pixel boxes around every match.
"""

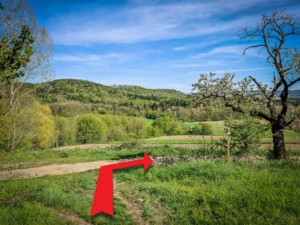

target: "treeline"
[31,79,242,121]
[33,79,300,121]
[0,107,215,151]
[55,114,215,147]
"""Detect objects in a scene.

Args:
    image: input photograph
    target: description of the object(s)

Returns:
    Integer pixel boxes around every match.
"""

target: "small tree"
[192,10,300,160]
[224,117,270,155]
[152,115,183,135]
[76,114,107,144]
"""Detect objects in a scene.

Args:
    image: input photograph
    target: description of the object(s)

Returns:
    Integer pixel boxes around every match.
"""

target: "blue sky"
[27,0,300,93]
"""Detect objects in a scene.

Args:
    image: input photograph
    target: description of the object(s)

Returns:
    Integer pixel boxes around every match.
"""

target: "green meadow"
[1,153,300,224]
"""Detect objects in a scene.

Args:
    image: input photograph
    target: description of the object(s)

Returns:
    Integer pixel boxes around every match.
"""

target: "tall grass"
[115,160,300,224]
[0,170,135,225]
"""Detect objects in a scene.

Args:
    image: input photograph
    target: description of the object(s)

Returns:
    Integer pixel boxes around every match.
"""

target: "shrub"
[76,114,107,144]
[0,99,56,151]
[54,116,76,146]
[200,123,214,135]
[128,117,148,138]
[225,117,270,154]
[152,116,183,135]
[190,124,202,135]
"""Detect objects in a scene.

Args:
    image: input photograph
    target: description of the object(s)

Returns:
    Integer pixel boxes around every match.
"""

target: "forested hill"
[31,79,300,121]
[35,79,189,104]
[33,79,193,119]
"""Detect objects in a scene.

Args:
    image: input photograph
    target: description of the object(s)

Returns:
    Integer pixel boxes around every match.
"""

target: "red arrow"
[90,152,153,216]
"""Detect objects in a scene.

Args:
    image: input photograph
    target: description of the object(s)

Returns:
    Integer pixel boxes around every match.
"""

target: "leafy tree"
[54,116,77,146]
[0,98,55,151]
[76,114,107,144]
[127,116,148,138]
[192,10,300,160]
[0,0,54,116]
[0,25,34,83]
[225,117,270,155]
[146,126,164,138]
[29,103,56,149]
[152,115,183,135]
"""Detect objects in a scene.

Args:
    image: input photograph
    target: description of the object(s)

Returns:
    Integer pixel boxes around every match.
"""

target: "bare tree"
[192,10,300,160]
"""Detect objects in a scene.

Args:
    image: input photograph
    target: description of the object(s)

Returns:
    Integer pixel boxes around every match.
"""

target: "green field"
[1,151,300,224]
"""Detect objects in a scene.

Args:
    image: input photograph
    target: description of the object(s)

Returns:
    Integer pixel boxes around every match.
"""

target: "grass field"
[1,153,300,224]
[147,119,300,138]
[146,119,154,125]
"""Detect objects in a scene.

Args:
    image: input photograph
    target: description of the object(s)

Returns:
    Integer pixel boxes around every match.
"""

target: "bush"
[152,116,183,135]
[225,117,270,154]
[200,123,214,135]
[0,99,56,151]
[146,126,164,138]
[76,114,107,144]
[127,117,147,138]
[190,124,202,135]
[54,116,76,146]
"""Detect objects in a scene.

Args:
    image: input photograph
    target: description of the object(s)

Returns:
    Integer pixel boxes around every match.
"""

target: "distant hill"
[266,89,300,99]
[30,79,191,118]
[34,79,189,103]
[27,78,300,120]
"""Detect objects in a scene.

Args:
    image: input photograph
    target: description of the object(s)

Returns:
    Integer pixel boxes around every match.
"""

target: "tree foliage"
[76,114,107,144]
[152,115,183,135]
[0,25,34,83]
[54,116,77,146]
[0,0,54,116]
[0,98,55,151]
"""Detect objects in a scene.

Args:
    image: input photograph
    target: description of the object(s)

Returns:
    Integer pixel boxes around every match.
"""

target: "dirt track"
[0,160,116,181]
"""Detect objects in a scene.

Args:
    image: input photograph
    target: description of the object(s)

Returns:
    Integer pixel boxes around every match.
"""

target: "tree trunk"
[272,126,286,160]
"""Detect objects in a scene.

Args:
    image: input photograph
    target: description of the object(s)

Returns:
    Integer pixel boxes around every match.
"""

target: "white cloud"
[48,0,285,45]
[54,53,134,63]
[170,60,224,68]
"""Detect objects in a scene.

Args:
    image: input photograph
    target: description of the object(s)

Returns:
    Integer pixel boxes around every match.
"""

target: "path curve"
[0,160,117,181]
